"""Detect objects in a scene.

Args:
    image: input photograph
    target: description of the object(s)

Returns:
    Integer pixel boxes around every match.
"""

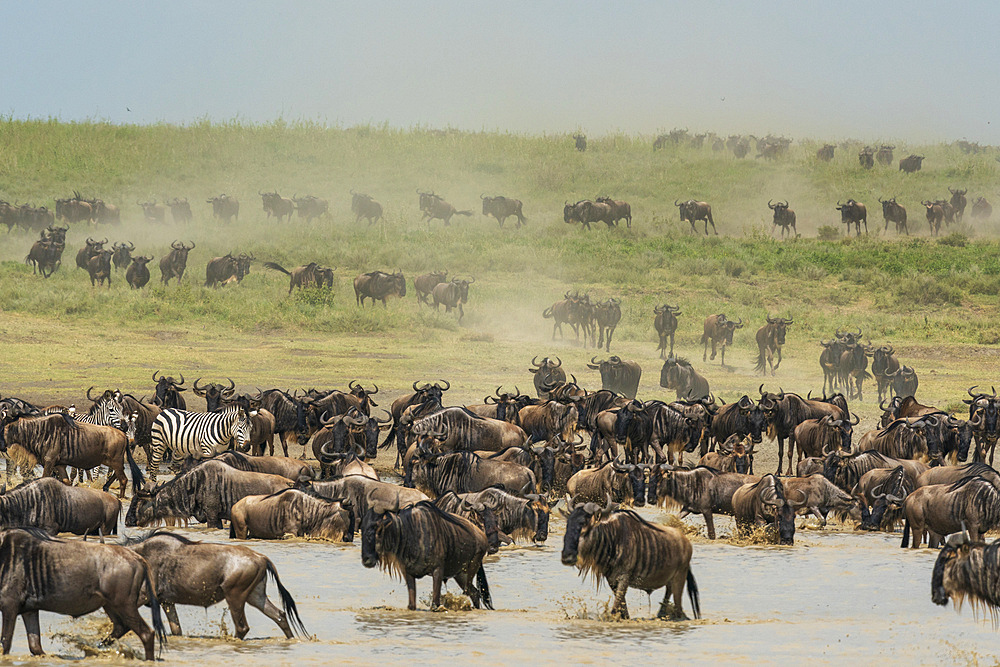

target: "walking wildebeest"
[836,199,868,236]
[732,474,805,545]
[660,357,711,401]
[654,303,681,358]
[970,197,992,220]
[649,465,760,539]
[432,277,474,321]
[351,191,383,224]
[899,154,924,173]
[561,498,700,620]
[931,529,1000,614]
[702,313,743,366]
[166,197,192,223]
[922,200,945,236]
[878,197,908,235]
[902,476,1000,548]
[354,270,406,306]
[481,195,526,228]
[263,261,334,293]
[0,477,120,536]
[207,194,240,223]
[586,356,641,399]
[417,191,474,225]
[126,255,154,289]
[111,241,135,271]
[675,199,717,235]
[594,298,621,352]
[754,315,792,376]
[767,200,796,238]
[414,270,448,304]
[816,144,835,162]
[159,240,194,285]
[574,134,587,151]
[876,145,894,166]
[528,356,566,399]
[595,197,632,228]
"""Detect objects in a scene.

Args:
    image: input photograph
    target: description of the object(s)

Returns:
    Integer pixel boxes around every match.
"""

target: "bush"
[817,225,840,241]
[894,273,963,306]
[938,232,969,247]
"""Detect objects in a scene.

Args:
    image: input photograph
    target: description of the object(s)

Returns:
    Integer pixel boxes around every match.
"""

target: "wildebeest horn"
[177,373,185,386]
[554,356,562,367]
[967,385,980,398]
[152,370,161,382]
[436,379,450,391]
[86,386,96,402]
[531,355,540,367]
[193,377,205,393]
[850,413,860,425]
[223,378,236,396]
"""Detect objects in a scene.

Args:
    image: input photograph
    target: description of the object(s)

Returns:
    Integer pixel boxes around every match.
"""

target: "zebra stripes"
[149,406,252,482]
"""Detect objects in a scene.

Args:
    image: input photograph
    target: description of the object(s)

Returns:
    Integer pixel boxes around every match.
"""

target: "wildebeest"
[408,407,527,453]
[922,200,945,236]
[407,448,536,498]
[836,199,868,236]
[595,197,632,228]
[384,380,449,463]
[902,476,1000,548]
[948,187,968,222]
[885,365,919,398]
[159,240,194,285]
[414,270,448,304]
[311,475,427,520]
[971,197,992,220]
[709,395,768,450]
[824,449,928,493]
[528,356,567,399]
[75,237,106,271]
[128,530,306,639]
[432,277,474,321]
[561,498,700,620]
[899,154,925,173]
[151,370,187,410]
[931,529,1000,614]
[878,197,908,235]
[361,500,493,610]
[754,315,792,376]
[855,464,911,531]
[126,255,154,289]
[166,197,192,223]
[566,459,645,507]
[660,356,712,400]
[481,194,526,229]
[263,261,334,293]
[230,488,353,541]
[732,474,804,545]
[698,438,753,474]
[417,191,474,225]
[86,248,113,287]
[817,144,835,162]
[205,253,253,287]
[126,460,292,528]
[587,356,641,399]
[24,239,62,278]
[192,377,235,411]
[0,412,131,497]
[964,386,1000,465]
[517,400,577,442]
[207,194,240,223]
[354,270,406,306]
[653,303,681,358]
[291,195,330,221]
[574,134,587,151]
[445,487,553,544]
[542,291,593,343]
[139,200,166,223]
[0,477,120,536]
[858,147,875,169]
[0,528,165,660]
[872,345,900,403]
[111,241,135,271]
[792,413,857,463]
[55,193,95,223]
[350,191,383,225]
[876,144,894,166]
[649,465,758,539]
[767,200,796,238]
[675,199,717,235]
[594,298,621,352]
[466,386,529,424]
[186,450,313,482]
[259,191,294,222]
[782,474,856,526]
[702,313,743,366]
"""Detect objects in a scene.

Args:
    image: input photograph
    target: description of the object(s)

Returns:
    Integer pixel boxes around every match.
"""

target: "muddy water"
[8,511,1000,665]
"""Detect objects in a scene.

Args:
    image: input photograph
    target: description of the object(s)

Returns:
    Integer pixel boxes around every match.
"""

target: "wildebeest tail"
[263,261,291,276]
[455,210,474,216]
[125,443,145,493]
[266,559,308,637]
[542,307,554,319]
[477,564,494,610]
[141,561,168,650]
[687,569,701,619]
[229,521,236,539]
[753,347,766,374]
[900,518,910,548]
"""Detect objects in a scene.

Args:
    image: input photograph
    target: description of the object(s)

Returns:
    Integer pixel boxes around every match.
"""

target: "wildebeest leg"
[719,344,725,365]
[990,440,997,466]
[247,582,293,637]
[405,574,419,610]
[703,512,716,540]
[226,596,252,639]
[113,604,156,660]
[1,609,17,655]
[22,610,44,655]
[773,346,782,372]
[162,603,183,635]
[611,576,630,619]
[430,568,446,610]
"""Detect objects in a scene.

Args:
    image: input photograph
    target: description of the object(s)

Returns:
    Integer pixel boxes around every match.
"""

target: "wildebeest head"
[358,409,392,459]
[348,380,380,411]
[613,400,643,445]
[484,386,522,422]
[931,527,974,606]
[192,377,235,412]
[152,370,186,408]
[523,492,556,543]
[821,413,859,454]
[858,465,908,531]
[765,315,792,344]
[759,476,805,546]
[529,441,559,491]
[964,385,999,436]
[560,496,618,566]
[612,457,645,507]
[360,500,400,569]
[737,396,767,444]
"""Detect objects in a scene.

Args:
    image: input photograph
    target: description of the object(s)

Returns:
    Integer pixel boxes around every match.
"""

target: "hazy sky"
[4,1,999,142]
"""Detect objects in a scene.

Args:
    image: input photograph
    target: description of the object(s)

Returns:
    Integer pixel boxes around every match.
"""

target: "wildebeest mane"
[122,528,200,546]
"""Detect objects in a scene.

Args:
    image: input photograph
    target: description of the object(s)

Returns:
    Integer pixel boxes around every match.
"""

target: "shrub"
[817,225,840,241]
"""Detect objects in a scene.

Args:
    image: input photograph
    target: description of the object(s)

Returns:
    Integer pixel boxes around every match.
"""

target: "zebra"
[148,406,254,483]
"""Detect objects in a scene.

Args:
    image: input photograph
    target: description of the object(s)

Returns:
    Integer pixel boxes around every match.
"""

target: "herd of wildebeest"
[1,319,1000,658]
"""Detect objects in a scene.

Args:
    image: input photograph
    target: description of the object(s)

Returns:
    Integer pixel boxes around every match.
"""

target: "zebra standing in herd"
[148,405,254,483]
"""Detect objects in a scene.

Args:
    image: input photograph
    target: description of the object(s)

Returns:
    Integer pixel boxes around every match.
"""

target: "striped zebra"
[148,406,254,483]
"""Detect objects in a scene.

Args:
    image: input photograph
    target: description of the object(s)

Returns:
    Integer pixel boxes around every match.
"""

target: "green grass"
[2,118,1000,436]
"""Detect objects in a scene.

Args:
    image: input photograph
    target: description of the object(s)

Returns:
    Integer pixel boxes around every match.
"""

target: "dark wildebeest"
[702,313,743,366]
[767,200,796,238]
[595,197,632,228]
[111,241,135,272]
[354,270,406,306]
[406,407,527,454]
[151,370,187,410]
[817,144,835,162]
[698,437,753,474]
[86,248,113,287]
[964,386,1000,465]
[263,261,334,293]
[587,356,641,399]
[858,147,875,169]
[291,195,329,221]
[577,200,616,229]
[675,199,717,235]
[876,145,894,166]
[166,197,192,223]
[948,187,968,222]
[186,450,313,482]
[659,357,710,401]
[481,195,526,229]
[431,493,503,553]
[205,253,253,287]
[899,154,924,173]
[128,530,306,639]
[902,476,1000,548]
[125,460,292,529]
[443,488,553,545]
[138,200,166,223]
[836,199,868,236]
[350,191,383,225]
[517,400,578,442]
[414,270,448,305]
[649,465,758,539]
[574,134,586,151]
[562,200,590,230]
[561,498,700,620]
[466,386,529,424]
[922,200,945,236]
[931,529,1000,614]
[207,194,240,223]
[417,191,474,225]
[259,191,295,222]
[709,395,768,452]
[543,291,586,342]
[361,500,494,610]
[24,239,61,278]
[528,356,567,399]
[432,277,474,321]
[823,449,928,495]
[0,528,165,660]
[384,380,448,463]
[159,240,194,285]
[783,473,856,525]
[126,255,154,289]
[872,345,901,403]
[230,488,353,541]
[75,237,105,271]
[971,197,992,220]
[0,477,120,536]
[594,298,621,352]
[732,474,804,545]
[754,315,792,376]
[192,377,236,412]
[855,465,912,531]
[566,459,645,507]
[653,303,681,358]
[878,197,908,235]
[55,193,95,223]
[885,365,919,399]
